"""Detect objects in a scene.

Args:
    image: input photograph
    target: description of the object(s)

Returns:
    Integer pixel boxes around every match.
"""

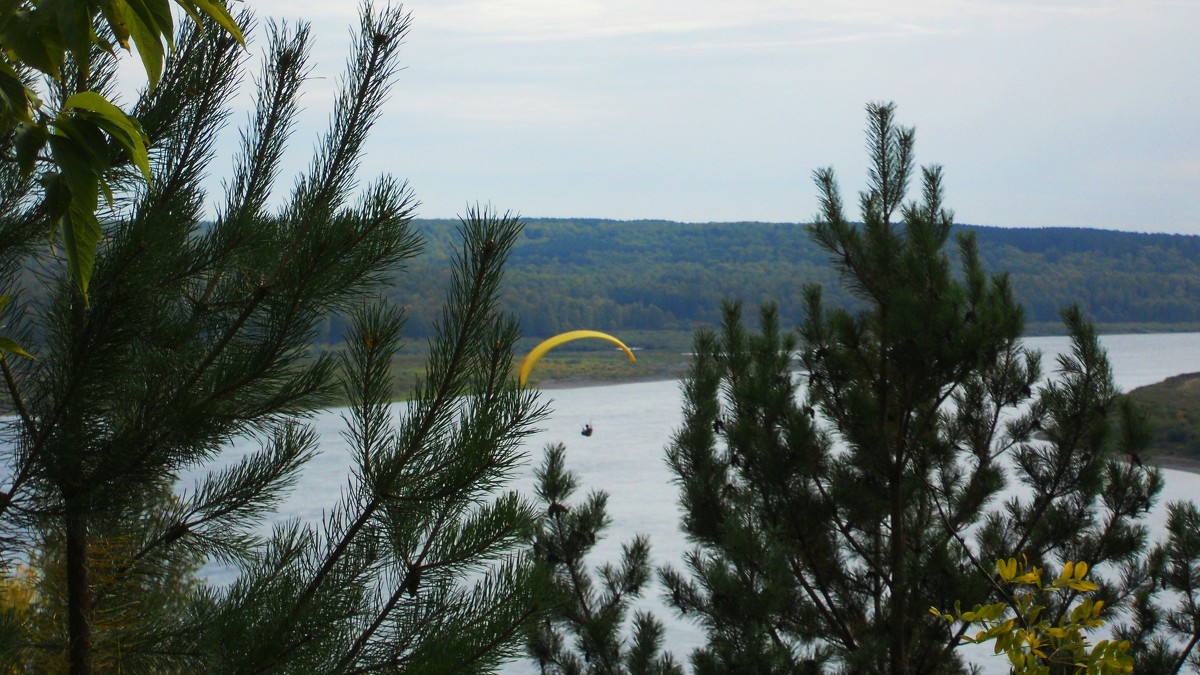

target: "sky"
[197,0,1199,233]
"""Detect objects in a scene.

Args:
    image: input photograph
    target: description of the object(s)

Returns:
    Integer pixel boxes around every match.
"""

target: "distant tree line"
[361,218,1200,341]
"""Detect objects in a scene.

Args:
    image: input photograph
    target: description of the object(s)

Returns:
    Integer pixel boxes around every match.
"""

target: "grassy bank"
[1126,372,1200,462]
[319,323,1200,406]
[318,329,697,406]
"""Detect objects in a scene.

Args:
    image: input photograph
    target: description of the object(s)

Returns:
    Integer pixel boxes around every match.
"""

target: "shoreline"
[1145,454,1200,475]
[526,372,684,391]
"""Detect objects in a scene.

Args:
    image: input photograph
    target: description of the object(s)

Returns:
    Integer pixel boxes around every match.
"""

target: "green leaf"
[170,0,204,31]
[63,91,152,182]
[124,0,174,51]
[99,178,114,206]
[62,201,102,301]
[97,0,132,51]
[0,0,19,21]
[138,0,175,49]
[40,170,65,215]
[0,304,34,358]
[0,60,35,127]
[1,9,64,77]
[49,117,108,181]
[178,0,245,46]
[97,0,165,85]
[119,0,169,85]
[14,121,47,176]
[0,336,34,360]
[47,131,105,301]
[42,0,93,66]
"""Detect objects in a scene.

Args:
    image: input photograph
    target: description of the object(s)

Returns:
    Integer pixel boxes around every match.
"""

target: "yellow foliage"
[931,558,1134,675]
[0,529,198,673]
[0,565,36,619]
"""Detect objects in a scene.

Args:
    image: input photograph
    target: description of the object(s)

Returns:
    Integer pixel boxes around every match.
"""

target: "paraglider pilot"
[581,424,593,437]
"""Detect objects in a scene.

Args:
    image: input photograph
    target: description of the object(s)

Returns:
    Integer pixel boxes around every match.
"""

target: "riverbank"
[371,339,695,401]
[1145,454,1200,474]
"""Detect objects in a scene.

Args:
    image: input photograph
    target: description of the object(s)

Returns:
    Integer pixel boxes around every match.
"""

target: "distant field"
[320,329,697,405]
[511,329,695,388]
[326,326,1200,406]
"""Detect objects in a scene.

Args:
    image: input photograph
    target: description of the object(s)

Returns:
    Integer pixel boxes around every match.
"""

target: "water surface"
[197,332,1200,670]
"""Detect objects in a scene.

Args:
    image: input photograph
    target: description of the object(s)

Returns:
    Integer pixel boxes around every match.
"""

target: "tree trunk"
[66,506,92,675]
[65,283,94,675]
[888,456,908,675]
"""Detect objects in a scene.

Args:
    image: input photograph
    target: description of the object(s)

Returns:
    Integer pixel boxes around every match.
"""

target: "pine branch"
[0,356,35,506]
[287,216,499,614]
[122,423,316,572]
[255,209,526,673]
[221,19,311,226]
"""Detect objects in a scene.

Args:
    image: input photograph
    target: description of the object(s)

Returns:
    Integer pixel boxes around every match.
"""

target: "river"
[198,332,1200,671]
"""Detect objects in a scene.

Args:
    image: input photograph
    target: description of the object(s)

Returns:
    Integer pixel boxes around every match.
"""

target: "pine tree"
[0,6,552,673]
[527,443,682,675]
[661,102,1188,673]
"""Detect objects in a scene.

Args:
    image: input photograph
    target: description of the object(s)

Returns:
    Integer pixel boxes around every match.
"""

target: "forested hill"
[346,218,1200,340]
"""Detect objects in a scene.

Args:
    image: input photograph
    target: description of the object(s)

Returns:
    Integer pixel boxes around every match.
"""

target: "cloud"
[234,0,1200,233]
[244,0,361,23]
[393,84,606,126]
[245,0,1140,55]
[411,0,1170,46]
[654,23,940,53]
[247,0,1167,42]
[415,0,956,43]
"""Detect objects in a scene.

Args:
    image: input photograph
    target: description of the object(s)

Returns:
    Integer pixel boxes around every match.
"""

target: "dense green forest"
[341,218,1200,342]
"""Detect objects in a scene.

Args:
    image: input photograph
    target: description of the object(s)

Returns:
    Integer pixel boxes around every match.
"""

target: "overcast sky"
[209,0,1198,233]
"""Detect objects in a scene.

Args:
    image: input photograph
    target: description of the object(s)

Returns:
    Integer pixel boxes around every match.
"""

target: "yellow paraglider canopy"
[518,330,636,385]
